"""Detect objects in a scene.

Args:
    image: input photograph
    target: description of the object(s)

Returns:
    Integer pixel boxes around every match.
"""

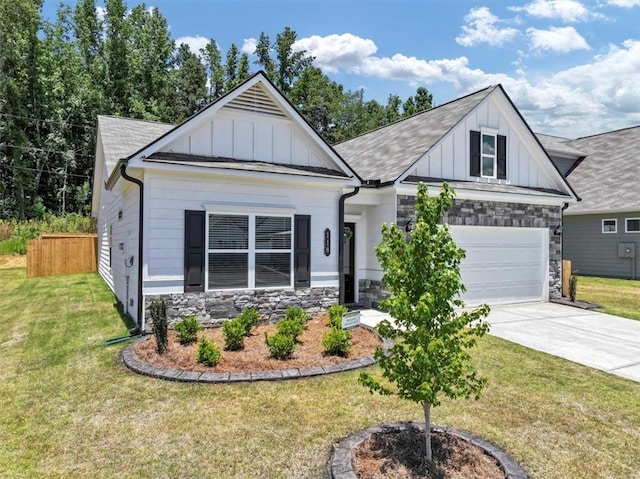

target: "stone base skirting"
[145,286,339,326]
[358,279,389,309]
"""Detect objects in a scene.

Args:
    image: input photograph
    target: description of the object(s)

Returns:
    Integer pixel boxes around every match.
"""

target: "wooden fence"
[562,259,572,297]
[27,234,98,278]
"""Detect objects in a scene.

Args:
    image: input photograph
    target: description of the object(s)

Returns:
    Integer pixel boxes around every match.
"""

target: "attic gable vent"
[224,83,287,118]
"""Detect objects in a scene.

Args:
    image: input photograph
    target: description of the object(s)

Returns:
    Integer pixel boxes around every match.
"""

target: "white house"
[91,73,577,329]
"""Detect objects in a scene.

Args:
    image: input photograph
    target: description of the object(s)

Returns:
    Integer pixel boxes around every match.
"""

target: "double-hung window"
[470,130,507,179]
[481,132,497,178]
[207,213,292,290]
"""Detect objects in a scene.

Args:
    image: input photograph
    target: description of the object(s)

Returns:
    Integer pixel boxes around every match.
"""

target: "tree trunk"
[422,401,432,463]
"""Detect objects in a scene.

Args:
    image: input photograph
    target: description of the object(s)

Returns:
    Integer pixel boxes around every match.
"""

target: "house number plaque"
[324,228,331,256]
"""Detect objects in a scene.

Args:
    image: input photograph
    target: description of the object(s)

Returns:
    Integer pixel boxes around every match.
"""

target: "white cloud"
[241,38,257,55]
[293,33,377,73]
[96,6,106,22]
[456,7,519,47]
[175,35,209,55]
[509,0,594,22]
[527,26,590,52]
[607,0,640,6]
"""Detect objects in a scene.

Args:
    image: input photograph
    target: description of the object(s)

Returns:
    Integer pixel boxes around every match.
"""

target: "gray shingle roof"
[98,115,174,175]
[333,86,496,183]
[404,177,571,198]
[536,133,586,157]
[564,126,640,214]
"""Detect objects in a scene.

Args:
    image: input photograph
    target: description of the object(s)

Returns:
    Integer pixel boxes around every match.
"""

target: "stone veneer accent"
[358,279,389,309]
[395,195,563,301]
[145,286,338,327]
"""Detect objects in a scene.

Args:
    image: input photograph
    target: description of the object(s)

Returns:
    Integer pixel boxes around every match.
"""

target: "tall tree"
[172,43,207,122]
[201,39,225,102]
[224,43,239,92]
[253,32,274,81]
[274,27,313,94]
[237,53,250,85]
[103,0,131,116]
[414,86,433,112]
[385,94,402,124]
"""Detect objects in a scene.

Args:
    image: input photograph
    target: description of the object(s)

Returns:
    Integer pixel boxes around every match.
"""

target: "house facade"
[91,73,577,329]
[539,127,640,279]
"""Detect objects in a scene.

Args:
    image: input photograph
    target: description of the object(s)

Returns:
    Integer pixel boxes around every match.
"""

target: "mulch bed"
[135,313,382,373]
[354,429,505,479]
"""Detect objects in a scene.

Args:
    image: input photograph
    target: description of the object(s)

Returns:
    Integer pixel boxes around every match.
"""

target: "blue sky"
[43,0,639,138]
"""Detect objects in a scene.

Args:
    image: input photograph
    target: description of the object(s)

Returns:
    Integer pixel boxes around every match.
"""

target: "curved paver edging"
[327,422,529,479]
[121,325,392,383]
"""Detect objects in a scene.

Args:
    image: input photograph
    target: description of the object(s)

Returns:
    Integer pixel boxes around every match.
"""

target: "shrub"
[284,306,308,325]
[150,298,168,355]
[223,319,245,351]
[195,337,222,367]
[238,308,260,337]
[264,332,296,359]
[569,272,578,302]
[327,304,348,330]
[276,318,305,342]
[322,329,351,357]
[174,316,202,345]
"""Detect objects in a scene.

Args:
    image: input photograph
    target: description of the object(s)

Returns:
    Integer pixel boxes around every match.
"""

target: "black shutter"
[497,134,507,179]
[470,130,480,177]
[184,210,205,292]
[294,215,311,288]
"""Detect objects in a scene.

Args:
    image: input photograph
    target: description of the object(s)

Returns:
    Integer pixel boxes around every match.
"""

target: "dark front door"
[344,223,355,303]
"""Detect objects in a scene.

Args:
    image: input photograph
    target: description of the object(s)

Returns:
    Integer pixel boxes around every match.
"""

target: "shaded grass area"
[1,268,639,478]
[577,275,640,321]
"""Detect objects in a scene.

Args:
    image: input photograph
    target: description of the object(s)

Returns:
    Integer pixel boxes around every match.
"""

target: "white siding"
[162,109,336,171]
[409,95,560,191]
[143,172,343,292]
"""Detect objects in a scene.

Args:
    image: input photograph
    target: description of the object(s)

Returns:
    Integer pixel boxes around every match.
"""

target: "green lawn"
[1,266,639,478]
[577,275,640,321]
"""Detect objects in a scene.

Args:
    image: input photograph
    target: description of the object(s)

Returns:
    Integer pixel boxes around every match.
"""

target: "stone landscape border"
[327,422,529,479]
[121,326,392,383]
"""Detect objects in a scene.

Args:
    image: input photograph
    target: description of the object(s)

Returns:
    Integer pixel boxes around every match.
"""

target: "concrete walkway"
[359,302,640,382]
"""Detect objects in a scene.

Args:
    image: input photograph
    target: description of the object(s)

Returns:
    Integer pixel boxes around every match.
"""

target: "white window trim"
[206,212,294,291]
[480,130,497,179]
[602,218,617,234]
[625,217,640,233]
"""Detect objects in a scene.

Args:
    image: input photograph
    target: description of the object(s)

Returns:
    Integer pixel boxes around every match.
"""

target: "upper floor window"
[470,130,507,180]
[625,217,640,233]
[602,219,617,233]
[481,133,496,178]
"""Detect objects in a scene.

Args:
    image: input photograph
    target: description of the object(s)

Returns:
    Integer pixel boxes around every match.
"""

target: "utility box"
[618,243,635,258]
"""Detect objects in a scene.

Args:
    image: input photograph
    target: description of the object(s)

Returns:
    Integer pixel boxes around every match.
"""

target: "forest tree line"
[0,0,433,220]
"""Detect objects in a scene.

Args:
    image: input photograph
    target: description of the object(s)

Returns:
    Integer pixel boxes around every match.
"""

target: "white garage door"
[449,226,548,305]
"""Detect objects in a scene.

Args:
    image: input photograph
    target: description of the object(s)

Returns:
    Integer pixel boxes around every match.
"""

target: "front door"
[344,223,356,303]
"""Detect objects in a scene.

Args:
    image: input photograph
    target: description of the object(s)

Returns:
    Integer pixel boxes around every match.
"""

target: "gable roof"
[333,86,496,183]
[536,133,586,158]
[563,126,640,215]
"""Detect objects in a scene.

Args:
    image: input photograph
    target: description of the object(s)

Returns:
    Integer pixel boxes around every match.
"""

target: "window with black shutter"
[470,130,507,179]
[294,215,311,288]
[184,210,205,292]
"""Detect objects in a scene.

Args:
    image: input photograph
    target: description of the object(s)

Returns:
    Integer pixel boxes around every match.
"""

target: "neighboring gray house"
[538,127,640,280]
[91,73,578,329]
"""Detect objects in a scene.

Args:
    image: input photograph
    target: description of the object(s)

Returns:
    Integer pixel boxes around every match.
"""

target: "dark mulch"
[354,429,505,479]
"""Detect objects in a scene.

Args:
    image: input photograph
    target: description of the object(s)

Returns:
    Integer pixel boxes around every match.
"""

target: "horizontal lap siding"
[564,213,640,279]
[144,174,341,290]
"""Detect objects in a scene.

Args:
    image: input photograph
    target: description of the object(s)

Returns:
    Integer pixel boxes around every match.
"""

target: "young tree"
[359,182,490,463]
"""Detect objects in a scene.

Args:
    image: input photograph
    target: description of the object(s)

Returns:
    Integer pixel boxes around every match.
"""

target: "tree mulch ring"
[329,423,529,479]
[134,313,383,373]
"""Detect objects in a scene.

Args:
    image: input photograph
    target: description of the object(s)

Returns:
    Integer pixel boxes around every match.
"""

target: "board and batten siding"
[407,95,557,191]
[564,213,640,279]
[162,108,335,171]
[143,172,342,294]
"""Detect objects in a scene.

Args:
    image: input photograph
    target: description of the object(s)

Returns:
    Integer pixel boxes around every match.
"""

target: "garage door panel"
[450,226,548,305]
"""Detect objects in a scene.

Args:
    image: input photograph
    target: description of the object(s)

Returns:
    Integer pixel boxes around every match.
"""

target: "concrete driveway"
[360,302,640,382]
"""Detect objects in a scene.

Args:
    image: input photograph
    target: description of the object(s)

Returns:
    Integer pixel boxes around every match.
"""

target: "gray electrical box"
[618,243,635,258]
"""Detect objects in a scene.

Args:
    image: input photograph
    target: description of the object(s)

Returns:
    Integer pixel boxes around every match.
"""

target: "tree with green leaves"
[414,86,433,112]
[237,52,251,84]
[201,39,225,102]
[103,0,131,116]
[274,27,313,95]
[224,42,240,92]
[172,43,207,122]
[253,32,274,81]
[359,182,490,463]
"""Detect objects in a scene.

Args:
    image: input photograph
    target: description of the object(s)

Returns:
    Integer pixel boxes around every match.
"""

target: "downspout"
[120,159,144,333]
[338,187,360,305]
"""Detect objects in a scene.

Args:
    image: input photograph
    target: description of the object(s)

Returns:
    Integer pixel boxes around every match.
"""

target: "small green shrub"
[264,332,296,359]
[223,319,245,351]
[322,329,351,357]
[174,316,202,345]
[569,272,578,302]
[327,304,348,330]
[284,306,308,325]
[195,337,222,367]
[150,298,168,355]
[276,318,305,342]
[238,308,260,336]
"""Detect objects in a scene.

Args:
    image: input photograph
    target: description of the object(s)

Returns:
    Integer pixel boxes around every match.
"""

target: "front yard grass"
[1,265,639,478]
[577,275,640,321]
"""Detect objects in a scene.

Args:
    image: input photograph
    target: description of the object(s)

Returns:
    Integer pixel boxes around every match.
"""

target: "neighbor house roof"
[536,133,586,158]
[98,115,174,176]
[563,126,640,214]
[333,86,497,183]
